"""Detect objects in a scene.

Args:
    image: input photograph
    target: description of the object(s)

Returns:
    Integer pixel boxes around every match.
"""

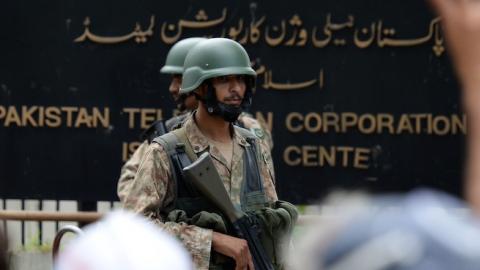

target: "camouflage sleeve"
[117,140,149,203]
[123,143,213,270]
[257,138,278,203]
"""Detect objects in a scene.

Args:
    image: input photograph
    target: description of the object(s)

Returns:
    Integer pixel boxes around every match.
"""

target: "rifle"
[183,152,274,270]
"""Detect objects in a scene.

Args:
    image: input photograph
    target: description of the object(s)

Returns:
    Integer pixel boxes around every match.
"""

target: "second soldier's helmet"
[160,37,207,75]
[180,38,256,94]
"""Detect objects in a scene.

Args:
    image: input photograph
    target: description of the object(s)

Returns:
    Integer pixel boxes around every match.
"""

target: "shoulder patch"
[251,128,265,139]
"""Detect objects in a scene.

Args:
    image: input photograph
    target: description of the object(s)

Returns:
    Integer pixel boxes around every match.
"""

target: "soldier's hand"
[212,232,254,270]
[429,0,480,99]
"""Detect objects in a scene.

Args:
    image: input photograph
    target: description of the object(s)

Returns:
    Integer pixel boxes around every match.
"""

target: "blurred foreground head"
[55,211,193,270]
[290,189,480,270]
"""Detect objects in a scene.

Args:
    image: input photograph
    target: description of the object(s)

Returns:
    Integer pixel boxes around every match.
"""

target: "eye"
[236,75,246,83]
[217,76,228,83]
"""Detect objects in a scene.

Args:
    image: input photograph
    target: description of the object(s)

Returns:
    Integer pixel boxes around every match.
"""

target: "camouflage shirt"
[117,140,150,203]
[117,113,190,202]
[123,114,278,270]
[117,111,273,203]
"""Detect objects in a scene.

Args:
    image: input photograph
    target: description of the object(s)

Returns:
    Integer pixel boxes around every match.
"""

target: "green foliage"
[21,233,51,253]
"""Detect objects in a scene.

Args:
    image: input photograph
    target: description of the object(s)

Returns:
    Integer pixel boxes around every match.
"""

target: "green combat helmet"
[160,37,207,75]
[160,37,206,111]
[180,38,256,122]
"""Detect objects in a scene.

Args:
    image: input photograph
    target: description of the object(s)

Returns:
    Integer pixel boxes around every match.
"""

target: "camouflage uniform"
[117,112,272,203]
[123,114,278,270]
[117,113,189,202]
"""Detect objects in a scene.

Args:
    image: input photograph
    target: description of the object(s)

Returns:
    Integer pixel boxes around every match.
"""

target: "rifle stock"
[183,152,274,270]
[183,152,241,222]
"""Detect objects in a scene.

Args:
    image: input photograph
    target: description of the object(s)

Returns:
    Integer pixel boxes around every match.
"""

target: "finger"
[247,250,255,270]
[236,248,247,270]
[236,259,246,270]
[235,258,246,270]
[241,245,249,269]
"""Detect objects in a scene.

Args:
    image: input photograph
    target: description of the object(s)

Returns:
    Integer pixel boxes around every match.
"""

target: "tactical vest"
[153,126,269,215]
[153,126,271,269]
[165,113,189,133]
[140,113,189,144]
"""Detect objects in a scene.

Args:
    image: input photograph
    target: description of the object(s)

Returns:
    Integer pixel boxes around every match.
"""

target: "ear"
[194,84,207,98]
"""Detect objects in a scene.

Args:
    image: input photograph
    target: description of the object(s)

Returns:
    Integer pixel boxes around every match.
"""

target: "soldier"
[124,38,296,270]
[117,37,206,203]
[118,38,274,204]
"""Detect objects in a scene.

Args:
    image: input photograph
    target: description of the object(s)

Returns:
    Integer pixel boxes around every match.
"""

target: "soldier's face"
[169,75,182,101]
[211,75,246,106]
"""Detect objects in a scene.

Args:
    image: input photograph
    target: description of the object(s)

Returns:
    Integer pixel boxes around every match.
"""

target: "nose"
[228,77,242,93]
[169,77,181,97]
[169,82,178,94]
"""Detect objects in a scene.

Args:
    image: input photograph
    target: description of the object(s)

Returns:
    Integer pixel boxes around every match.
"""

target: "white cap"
[55,210,193,270]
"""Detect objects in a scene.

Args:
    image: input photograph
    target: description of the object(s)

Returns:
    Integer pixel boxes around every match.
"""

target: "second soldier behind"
[117,37,205,203]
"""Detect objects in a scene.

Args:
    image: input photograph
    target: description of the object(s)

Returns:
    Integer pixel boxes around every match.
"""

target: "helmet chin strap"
[196,81,252,123]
